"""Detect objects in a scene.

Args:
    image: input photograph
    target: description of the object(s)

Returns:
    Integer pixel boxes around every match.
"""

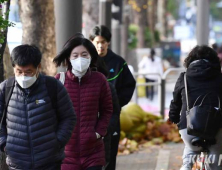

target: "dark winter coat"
[169,59,222,130]
[55,70,113,170]
[102,49,136,108]
[107,83,120,134]
[0,74,76,169]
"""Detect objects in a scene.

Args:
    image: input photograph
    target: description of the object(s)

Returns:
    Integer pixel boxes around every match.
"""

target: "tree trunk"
[163,0,168,38]
[82,0,99,38]
[19,0,56,76]
[148,0,157,45]
[0,1,10,167]
[132,0,148,48]
[157,0,168,40]
[3,43,13,79]
[0,0,10,83]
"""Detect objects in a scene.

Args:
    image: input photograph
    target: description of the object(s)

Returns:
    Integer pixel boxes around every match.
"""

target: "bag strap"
[199,92,221,109]
[184,72,190,111]
[193,94,205,107]
[0,77,15,130]
[59,72,65,85]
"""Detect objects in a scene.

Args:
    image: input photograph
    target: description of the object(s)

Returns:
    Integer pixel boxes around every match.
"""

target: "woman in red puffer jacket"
[53,35,113,170]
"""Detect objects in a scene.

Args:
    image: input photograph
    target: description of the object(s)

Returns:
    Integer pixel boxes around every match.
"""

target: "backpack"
[0,76,57,130]
[184,73,222,142]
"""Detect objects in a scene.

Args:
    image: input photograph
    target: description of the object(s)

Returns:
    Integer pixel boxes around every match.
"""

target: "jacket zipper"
[78,78,81,166]
[24,93,34,169]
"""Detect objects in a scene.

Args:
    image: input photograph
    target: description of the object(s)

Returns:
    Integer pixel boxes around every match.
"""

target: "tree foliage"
[0,0,14,82]
[210,1,222,21]
[0,0,14,45]
[167,0,179,19]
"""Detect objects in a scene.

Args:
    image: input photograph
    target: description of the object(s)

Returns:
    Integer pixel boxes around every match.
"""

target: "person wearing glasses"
[0,44,76,170]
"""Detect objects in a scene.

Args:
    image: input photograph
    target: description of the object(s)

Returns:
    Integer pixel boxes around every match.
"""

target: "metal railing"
[133,67,185,119]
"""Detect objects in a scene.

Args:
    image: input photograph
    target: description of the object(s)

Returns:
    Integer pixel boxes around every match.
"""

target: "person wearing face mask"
[53,35,113,170]
[89,25,136,170]
[0,44,76,170]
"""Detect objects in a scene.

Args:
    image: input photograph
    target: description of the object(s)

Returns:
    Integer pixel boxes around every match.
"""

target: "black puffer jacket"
[102,49,136,107]
[169,59,222,130]
[0,75,76,169]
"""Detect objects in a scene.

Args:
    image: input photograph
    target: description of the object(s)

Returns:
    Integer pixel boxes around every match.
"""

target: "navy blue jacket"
[0,75,76,169]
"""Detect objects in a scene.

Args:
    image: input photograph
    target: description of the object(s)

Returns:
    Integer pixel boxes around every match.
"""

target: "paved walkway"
[116,142,184,170]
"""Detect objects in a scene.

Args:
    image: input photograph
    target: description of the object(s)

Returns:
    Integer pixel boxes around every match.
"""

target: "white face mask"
[15,67,39,89]
[16,75,37,89]
[70,57,91,77]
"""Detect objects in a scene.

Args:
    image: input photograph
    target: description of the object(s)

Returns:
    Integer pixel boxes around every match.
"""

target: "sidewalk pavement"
[116,142,184,170]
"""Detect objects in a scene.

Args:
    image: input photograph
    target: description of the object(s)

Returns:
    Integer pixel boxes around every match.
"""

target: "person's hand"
[95,132,101,139]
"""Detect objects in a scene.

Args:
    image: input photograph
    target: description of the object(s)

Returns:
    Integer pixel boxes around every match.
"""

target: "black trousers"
[103,133,112,164]
[145,78,155,100]
[86,166,103,170]
[104,130,120,170]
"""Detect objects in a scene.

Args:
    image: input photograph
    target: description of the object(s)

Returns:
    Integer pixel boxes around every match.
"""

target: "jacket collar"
[66,69,92,83]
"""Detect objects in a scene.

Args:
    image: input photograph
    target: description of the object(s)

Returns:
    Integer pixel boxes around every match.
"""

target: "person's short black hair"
[11,44,42,68]
[184,45,220,68]
[89,25,112,42]
[96,57,109,77]
[53,36,98,70]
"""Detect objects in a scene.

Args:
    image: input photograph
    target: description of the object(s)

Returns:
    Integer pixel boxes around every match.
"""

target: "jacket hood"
[186,59,221,80]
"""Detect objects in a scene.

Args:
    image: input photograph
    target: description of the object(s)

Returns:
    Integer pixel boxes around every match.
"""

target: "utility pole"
[196,0,209,45]
[99,0,112,31]
[54,0,82,53]
[54,0,82,72]
[111,0,122,55]
[121,2,130,59]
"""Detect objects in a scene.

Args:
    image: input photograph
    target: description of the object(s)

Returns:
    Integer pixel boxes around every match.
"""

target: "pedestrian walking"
[89,25,136,170]
[138,48,163,100]
[53,35,113,170]
[96,57,121,169]
[0,44,76,170]
[168,45,222,170]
